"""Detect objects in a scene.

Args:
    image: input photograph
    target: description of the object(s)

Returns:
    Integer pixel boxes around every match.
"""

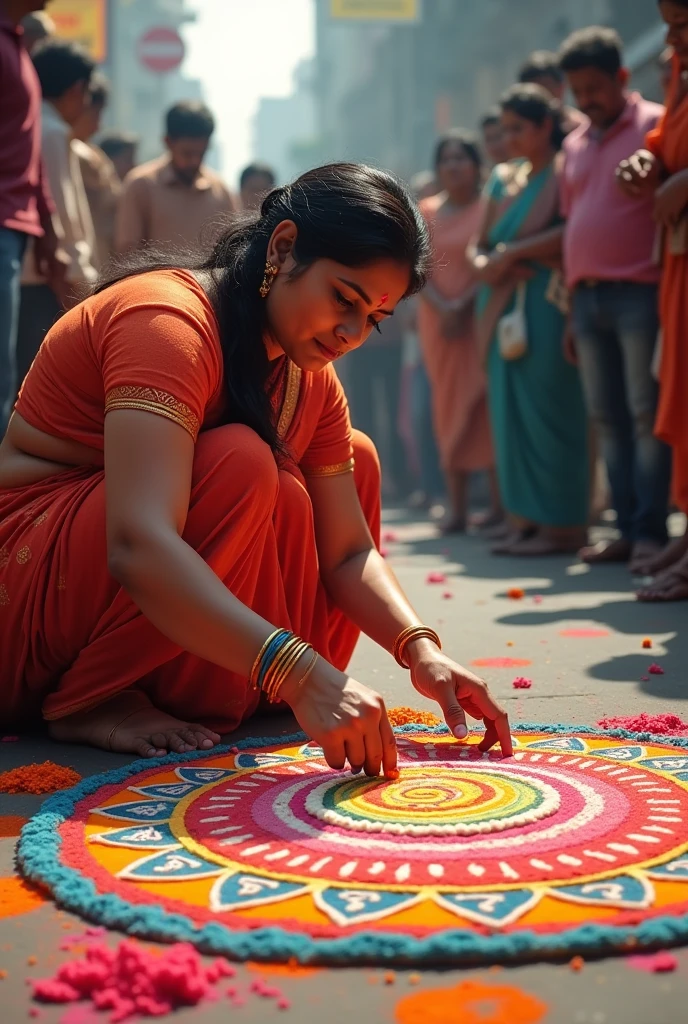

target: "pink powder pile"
[512,677,532,690]
[31,939,238,1022]
[426,571,447,585]
[626,951,678,973]
[597,713,688,736]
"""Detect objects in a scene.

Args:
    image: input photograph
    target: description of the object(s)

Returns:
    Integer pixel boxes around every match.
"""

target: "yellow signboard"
[331,0,419,21]
[48,0,107,62]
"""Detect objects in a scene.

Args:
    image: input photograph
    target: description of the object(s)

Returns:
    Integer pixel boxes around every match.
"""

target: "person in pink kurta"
[418,131,499,533]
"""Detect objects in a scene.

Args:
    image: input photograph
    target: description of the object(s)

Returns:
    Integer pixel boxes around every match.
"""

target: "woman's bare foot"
[628,539,664,576]
[49,690,221,758]
[636,550,688,603]
[579,537,631,564]
[632,531,688,577]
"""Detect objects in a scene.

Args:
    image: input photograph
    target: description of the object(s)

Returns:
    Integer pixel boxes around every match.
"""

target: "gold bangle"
[263,638,309,700]
[250,628,289,689]
[265,642,310,701]
[294,649,318,693]
[268,646,316,704]
[393,625,442,668]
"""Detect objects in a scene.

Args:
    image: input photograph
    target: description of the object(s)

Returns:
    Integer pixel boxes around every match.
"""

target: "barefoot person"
[471,86,589,556]
[0,163,512,765]
[617,0,688,602]
[418,131,499,534]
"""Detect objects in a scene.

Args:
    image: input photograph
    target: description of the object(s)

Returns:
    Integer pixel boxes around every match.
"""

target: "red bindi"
[379,293,389,306]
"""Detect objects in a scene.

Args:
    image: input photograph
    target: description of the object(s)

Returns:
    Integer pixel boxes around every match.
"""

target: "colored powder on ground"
[0,815,28,837]
[382,530,399,543]
[426,571,447,584]
[512,677,532,690]
[507,588,525,600]
[0,762,81,794]
[559,629,609,638]
[380,546,390,558]
[642,638,653,649]
[471,658,532,669]
[626,952,678,973]
[388,707,442,727]
[394,980,549,1024]
[598,713,688,736]
[0,876,46,919]
[648,663,665,675]
[384,769,401,781]
[442,591,453,600]
[247,960,319,978]
[569,956,585,972]
[32,939,237,1022]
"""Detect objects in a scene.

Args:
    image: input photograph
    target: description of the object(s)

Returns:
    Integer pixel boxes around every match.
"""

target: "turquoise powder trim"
[16,724,688,965]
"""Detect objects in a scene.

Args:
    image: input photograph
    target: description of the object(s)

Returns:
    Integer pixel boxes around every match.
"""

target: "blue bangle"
[256,630,293,691]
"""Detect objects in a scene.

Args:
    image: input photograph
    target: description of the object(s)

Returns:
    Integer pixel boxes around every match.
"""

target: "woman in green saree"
[470,85,589,556]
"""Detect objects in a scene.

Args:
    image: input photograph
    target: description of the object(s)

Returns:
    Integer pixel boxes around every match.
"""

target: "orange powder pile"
[395,980,549,1024]
[0,762,81,794]
[388,707,442,727]
[0,877,46,919]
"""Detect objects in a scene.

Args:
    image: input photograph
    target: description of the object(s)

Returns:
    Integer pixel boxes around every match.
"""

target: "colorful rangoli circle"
[17,725,688,965]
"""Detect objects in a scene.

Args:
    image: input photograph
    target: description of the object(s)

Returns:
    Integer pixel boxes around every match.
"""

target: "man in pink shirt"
[559,27,671,572]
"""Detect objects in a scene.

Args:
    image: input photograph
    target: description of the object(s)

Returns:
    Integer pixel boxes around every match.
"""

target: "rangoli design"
[18,725,688,965]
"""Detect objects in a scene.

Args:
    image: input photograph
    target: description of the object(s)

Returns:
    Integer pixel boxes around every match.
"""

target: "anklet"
[107,708,146,752]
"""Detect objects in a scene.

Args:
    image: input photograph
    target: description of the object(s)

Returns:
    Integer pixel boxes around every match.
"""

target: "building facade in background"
[306,0,666,180]
[253,59,317,184]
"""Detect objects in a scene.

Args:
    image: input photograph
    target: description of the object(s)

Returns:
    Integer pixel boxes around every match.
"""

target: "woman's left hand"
[408,645,513,756]
[654,170,688,227]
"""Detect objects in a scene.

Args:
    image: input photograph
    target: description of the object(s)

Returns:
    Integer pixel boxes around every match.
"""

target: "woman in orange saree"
[0,163,512,767]
[618,1,688,601]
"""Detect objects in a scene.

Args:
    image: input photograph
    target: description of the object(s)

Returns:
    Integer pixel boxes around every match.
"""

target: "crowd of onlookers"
[0,1,277,437]
[344,20,688,605]
[2,1,688,606]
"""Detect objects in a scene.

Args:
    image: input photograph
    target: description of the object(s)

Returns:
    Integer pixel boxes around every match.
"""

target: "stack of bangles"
[251,628,318,703]
[393,625,442,668]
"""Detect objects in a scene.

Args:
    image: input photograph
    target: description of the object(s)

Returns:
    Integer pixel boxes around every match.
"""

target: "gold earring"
[259,260,278,298]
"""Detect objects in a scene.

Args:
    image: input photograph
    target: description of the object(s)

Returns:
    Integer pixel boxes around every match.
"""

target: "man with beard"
[558,27,671,573]
[115,101,235,253]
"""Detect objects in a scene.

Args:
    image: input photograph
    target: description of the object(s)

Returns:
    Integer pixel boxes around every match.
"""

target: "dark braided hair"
[95,163,431,454]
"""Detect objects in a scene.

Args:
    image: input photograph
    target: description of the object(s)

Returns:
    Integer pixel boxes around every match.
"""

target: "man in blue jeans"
[0,0,63,435]
[559,27,671,573]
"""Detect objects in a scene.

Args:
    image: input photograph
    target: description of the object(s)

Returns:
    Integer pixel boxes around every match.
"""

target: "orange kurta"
[646,61,688,513]
[0,270,380,730]
[418,195,493,474]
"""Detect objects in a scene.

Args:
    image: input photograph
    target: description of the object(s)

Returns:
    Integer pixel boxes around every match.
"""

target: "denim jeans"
[571,281,671,545]
[0,227,28,434]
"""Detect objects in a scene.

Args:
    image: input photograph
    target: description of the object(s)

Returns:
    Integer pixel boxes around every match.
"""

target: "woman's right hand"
[281,656,397,777]
[616,149,661,197]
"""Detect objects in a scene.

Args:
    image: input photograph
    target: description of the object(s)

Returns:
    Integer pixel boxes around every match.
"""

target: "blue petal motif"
[433,889,541,927]
[234,753,296,769]
[551,875,654,909]
[591,745,646,762]
[638,757,688,774]
[525,736,588,753]
[210,872,308,912]
[176,767,237,784]
[118,849,223,881]
[88,824,180,850]
[91,800,175,823]
[646,856,688,881]
[129,782,201,800]
[314,888,421,927]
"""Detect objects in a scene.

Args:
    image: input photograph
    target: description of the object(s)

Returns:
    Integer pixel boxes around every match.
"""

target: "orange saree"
[646,60,688,513]
[0,270,380,731]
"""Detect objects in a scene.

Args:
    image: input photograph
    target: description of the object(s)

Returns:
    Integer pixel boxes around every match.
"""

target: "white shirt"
[22,101,97,286]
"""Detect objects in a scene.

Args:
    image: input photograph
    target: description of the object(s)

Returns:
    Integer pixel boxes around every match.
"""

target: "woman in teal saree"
[471,85,589,556]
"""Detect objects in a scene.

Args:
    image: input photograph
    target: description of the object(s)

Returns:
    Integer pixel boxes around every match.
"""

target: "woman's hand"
[406,641,513,756]
[473,246,515,287]
[281,656,397,777]
[616,149,661,198]
[653,169,688,227]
